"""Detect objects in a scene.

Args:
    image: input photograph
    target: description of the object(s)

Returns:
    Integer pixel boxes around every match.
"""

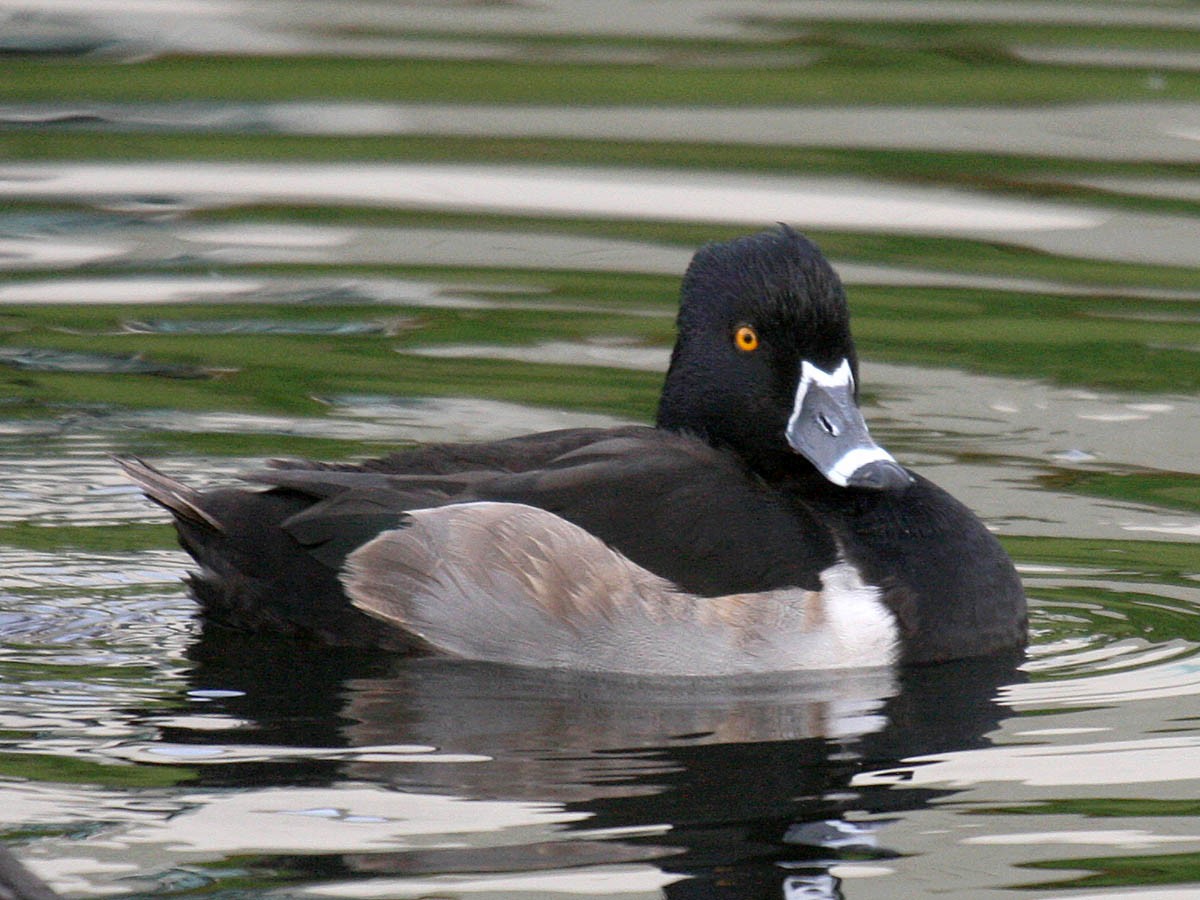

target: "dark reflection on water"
[145,628,1022,898]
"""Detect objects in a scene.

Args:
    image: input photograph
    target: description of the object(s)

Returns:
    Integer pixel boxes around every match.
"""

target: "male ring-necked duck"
[119,226,1027,674]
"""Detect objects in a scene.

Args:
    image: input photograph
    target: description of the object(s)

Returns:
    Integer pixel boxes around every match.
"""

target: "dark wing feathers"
[267,426,638,476]
[473,431,838,596]
[280,490,415,567]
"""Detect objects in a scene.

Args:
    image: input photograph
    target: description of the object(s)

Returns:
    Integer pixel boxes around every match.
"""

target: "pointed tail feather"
[113,455,224,532]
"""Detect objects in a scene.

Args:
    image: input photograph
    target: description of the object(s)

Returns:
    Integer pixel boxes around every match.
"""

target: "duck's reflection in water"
[170,629,1023,898]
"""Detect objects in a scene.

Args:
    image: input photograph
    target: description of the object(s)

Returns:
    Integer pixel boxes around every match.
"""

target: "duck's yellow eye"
[734,325,759,352]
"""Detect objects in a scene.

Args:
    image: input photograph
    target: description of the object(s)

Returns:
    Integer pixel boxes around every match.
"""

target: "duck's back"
[264,426,840,596]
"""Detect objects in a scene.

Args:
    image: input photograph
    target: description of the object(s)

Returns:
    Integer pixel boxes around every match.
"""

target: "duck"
[118,226,1027,674]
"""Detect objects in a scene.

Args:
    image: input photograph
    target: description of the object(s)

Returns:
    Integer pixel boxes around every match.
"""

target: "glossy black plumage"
[120,226,1027,667]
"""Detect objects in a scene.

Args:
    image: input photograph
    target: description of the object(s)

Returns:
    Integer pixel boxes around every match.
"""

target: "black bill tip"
[845,459,913,492]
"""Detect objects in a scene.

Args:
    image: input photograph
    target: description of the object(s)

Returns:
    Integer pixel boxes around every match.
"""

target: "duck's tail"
[115,456,408,649]
[114,455,225,532]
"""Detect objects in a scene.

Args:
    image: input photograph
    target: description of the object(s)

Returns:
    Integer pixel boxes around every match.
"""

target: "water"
[2,1,1200,897]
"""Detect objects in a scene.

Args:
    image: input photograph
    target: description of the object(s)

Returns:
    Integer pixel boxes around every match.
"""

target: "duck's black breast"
[798,474,1028,665]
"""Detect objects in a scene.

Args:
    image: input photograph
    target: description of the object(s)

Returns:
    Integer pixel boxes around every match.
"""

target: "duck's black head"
[657,226,910,490]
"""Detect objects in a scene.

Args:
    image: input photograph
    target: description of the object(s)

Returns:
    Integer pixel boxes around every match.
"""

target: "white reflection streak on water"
[100,785,586,852]
[7,161,1200,266]
[1006,661,1200,709]
[0,237,127,269]
[5,101,1198,162]
[0,276,267,303]
[6,225,1200,305]
[4,0,1200,48]
[117,399,629,444]
[0,161,1100,233]
[5,256,1199,303]
[303,867,684,899]
[4,782,623,899]
[98,742,489,765]
[0,549,186,589]
[853,735,1200,789]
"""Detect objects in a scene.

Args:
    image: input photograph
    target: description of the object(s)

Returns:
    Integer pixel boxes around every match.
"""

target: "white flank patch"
[814,561,898,669]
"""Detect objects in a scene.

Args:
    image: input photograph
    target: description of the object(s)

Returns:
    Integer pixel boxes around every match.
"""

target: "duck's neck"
[719,442,839,489]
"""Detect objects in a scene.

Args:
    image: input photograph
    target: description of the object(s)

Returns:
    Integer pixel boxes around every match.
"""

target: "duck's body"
[121,227,1026,673]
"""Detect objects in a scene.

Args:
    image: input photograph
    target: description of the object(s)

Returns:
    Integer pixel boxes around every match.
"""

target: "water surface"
[2,2,1200,897]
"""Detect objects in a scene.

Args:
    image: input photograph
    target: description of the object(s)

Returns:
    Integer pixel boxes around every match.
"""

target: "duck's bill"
[785,360,912,491]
